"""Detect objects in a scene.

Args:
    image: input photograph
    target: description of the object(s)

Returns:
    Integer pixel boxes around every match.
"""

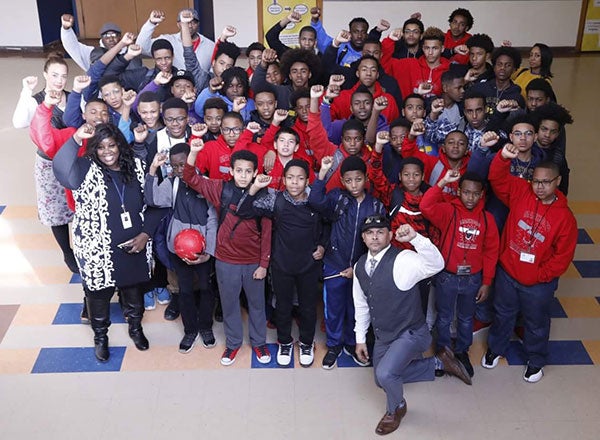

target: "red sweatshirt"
[307,110,372,191]
[329,81,399,123]
[194,135,235,180]
[381,37,451,99]
[182,163,272,267]
[489,154,578,285]
[261,120,316,170]
[420,185,499,285]
[29,103,87,210]
[401,137,470,195]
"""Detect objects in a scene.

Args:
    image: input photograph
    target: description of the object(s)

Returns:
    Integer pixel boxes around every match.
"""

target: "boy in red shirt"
[481,144,577,383]
[421,169,499,377]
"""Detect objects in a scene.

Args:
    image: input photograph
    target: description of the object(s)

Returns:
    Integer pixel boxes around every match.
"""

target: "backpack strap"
[323,149,345,183]
[428,160,445,187]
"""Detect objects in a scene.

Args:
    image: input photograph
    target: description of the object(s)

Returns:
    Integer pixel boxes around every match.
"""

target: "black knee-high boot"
[86,294,111,362]
[51,224,78,274]
[121,286,149,350]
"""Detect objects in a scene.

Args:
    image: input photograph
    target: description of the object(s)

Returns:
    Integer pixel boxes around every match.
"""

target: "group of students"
[13,5,578,436]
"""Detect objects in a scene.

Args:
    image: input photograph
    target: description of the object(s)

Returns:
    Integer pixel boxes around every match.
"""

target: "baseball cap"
[169,70,195,87]
[178,8,200,21]
[99,22,122,36]
[361,215,391,232]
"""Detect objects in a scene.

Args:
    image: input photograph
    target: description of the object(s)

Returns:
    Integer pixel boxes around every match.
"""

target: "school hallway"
[1,53,600,439]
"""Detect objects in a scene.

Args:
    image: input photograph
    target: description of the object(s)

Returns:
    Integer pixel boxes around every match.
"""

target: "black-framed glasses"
[221,127,243,135]
[531,176,559,187]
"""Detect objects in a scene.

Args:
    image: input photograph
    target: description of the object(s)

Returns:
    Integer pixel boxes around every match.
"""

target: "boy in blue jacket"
[309,155,386,369]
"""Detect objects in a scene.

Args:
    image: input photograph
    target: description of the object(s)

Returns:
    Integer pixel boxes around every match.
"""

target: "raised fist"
[134,124,149,143]
[44,90,62,107]
[122,90,137,107]
[501,143,519,160]
[181,91,196,104]
[442,169,461,184]
[121,32,136,46]
[410,119,425,137]
[373,96,389,112]
[190,137,205,153]
[410,12,422,21]
[377,19,391,32]
[261,48,278,64]
[480,131,500,149]
[232,96,247,112]
[335,30,351,46]
[73,75,91,93]
[389,28,403,42]
[320,156,334,173]
[310,7,321,21]
[220,25,237,41]
[76,123,95,141]
[454,45,468,56]
[127,44,142,58]
[191,123,208,138]
[61,14,74,30]
[154,71,173,85]
[149,10,166,25]
[22,76,38,91]
[328,74,345,88]
[430,98,445,114]
[273,109,289,124]
[246,121,261,134]
[311,85,325,99]
[209,76,224,92]
[416,81,433,96]
[288,11,302,23]
[179,10,194,24]
[395,224,417,243]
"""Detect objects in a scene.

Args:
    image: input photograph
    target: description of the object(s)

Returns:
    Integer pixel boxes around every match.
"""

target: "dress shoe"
[375,402,407,435]
[437,346,472,385]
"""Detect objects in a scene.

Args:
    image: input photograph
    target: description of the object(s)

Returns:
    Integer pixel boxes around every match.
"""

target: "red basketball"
[174,229,206,260]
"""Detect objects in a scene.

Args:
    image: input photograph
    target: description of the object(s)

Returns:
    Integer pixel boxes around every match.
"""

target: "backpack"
[218,180,262,238]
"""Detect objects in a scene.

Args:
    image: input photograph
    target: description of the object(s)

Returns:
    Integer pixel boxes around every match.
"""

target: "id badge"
[456,265,472,276]
[121,211,132,229]
[520,252,535,264]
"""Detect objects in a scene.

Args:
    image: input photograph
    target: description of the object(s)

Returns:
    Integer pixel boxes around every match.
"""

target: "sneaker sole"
[256,356,271,364]
[157,299,170,305]
[481,355,500,369]
[322,361,337,370]
[179,334,200,354]
[343,346,370,367]
[220,358,236,366]
[202,340,217,349]
[523,368,543,383]
[144,305,156,311]
[300,359,314,368]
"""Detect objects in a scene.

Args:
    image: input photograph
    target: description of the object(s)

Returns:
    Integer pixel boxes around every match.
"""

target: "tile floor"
[1,54,599,439]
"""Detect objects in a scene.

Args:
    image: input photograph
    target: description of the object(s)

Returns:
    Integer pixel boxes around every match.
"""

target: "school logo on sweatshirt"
[457,218,482,250]
[510,210,550,255]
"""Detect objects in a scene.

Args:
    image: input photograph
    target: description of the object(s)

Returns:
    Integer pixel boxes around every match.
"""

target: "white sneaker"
[523,364,544,383]
[277,343,293,366]
[299,342,314,367]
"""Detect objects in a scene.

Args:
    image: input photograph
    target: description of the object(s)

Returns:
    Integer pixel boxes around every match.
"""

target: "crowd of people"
[12,5,578,436]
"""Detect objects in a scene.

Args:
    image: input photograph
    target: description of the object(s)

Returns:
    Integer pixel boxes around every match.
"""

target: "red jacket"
[232,129,267,172]
[401,137,470,196]
[329,81,399,123]
[182,163,272,267]
[444,30,471,49]
[489,154,578,285]
[307,110,372,191]
[29,103,86,210]
[420,185,499,285]
[260,120,316,170]
[381,37,451,99]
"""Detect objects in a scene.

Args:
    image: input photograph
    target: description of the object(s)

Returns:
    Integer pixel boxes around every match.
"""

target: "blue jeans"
[435,270,482,353]
[488,266,558,368]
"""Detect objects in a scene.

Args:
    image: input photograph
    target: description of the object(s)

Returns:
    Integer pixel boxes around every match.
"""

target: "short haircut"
[403,17,424,33]
[357,53,380,70]
[363,38,382,48]
[459,171,485,188]
[535,161,560,175]
[215,41,241,62]
[445,130,468,142]
[349,17,369,29]
[230,150,258,170]
[245,42,265,56]
[526,78,556,102]
[203,97,228,113]
[169,142,190,157]
[422,27,445,44]
[284,158,309,177]
[222,110,244,124]
[340,156,367,176]
[84,98,107,109]
[279,48,321,85]
[299,26,317,38]
[275,126,300,144]
[463,89,486,105]
[532,102,573,127]
[253,83,277,99]
[449,8,474,30]
[162,97,188,113]
[98,75,122,90]
[492,46,521,69]
[138,91,160,104]
[351,84,373,100]
[342,119,366,136]
[441,68,465,84]
[403,93,425,106]
[400,157,425,173]
[151,39,174,56]
[509,114,538,132]
[466,33,494,53]
[290,88,310,108]
[389,117,411,131]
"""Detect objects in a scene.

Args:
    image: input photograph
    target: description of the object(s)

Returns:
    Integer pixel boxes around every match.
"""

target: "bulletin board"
[258,0,323,47]
[577,0,600,51]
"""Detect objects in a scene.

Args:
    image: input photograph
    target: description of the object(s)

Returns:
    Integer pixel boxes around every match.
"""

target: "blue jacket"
[309,178,386,270]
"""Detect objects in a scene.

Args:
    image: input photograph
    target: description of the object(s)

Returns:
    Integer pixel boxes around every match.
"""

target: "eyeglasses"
[531,176,559,187]
[164,116,187,124]
[512,130,534,138]
[102,32,119,39]
[221,127,243,135]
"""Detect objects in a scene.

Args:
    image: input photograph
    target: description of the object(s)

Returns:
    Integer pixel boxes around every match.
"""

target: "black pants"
[170,253,214,335]
[271,262,321,345]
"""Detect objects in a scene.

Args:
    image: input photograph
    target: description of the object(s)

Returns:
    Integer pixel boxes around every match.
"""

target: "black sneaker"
[322,345,342,370]
[481,348,500,369]
[80,298,90,325]
[179,332,199,353]
[164,296,180,321]
[200,329,216,348]
[523,364,544,383]
[343,344,370,367]
[454,352,474,378]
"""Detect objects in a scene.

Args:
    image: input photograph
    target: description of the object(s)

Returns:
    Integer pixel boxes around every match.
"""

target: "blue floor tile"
[550,297,568,318]
[52,302,126,325]
[577,228,594,244]
[70,273,82,284]
[251,343,293,369]
[505,340,593,366]
[0,205,5,215]
[573,261,600,278]
[31,346,126,373]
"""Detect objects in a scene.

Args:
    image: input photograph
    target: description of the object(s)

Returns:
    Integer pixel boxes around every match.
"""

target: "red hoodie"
[381,37,451,99]
[307,110,372,191]
[260,120,316,170]
[489,154,578,285]
[401,137,470,196]
[329,81,399,123]
[420,185,499,285]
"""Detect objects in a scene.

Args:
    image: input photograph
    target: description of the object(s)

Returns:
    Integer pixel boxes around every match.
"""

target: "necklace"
[514,156,532,179]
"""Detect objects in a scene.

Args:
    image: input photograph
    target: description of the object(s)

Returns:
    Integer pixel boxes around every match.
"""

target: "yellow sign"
[579,0,600,52]
[258,0,322,47]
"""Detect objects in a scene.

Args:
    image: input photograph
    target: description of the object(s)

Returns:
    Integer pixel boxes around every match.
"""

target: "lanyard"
[110,176,127,213]
[527,199,553,249]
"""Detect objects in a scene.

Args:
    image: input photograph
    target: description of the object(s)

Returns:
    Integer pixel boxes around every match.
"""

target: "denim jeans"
[435,270,482,353]
[488,266,558,368]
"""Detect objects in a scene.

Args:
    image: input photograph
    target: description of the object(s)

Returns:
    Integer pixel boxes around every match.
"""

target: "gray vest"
[355,247,425,344]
